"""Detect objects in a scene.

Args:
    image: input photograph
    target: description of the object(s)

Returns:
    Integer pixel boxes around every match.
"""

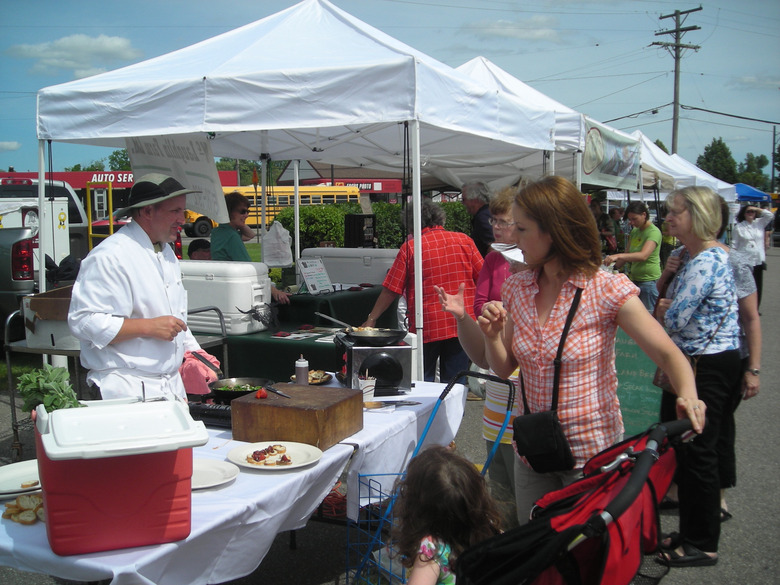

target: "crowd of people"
[383,177,768,580]
[67,172,769,583]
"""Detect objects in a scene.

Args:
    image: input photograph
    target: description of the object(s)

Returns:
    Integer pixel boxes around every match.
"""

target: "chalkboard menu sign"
[615,329,663,436]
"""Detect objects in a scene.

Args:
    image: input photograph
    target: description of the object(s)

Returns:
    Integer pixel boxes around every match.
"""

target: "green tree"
[736,153,769,191]
[654,139,669,154]
[65,159,105,172]
[696,138,737,184]
[107,149,131,171]
[215,158,287,187]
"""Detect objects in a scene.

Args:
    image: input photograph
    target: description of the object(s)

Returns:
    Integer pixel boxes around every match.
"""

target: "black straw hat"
[115,173,200,218]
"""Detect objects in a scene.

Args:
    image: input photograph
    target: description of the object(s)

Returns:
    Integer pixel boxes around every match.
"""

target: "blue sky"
[2,0,778,178]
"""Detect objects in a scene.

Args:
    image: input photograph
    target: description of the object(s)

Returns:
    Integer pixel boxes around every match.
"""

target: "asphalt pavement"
[1,248,778,585]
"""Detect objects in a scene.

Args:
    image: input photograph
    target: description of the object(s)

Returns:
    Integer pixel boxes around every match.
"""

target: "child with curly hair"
[391,446,502,584]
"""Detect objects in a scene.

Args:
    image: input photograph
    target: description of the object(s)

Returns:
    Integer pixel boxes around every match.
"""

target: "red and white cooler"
[34,399,209,556]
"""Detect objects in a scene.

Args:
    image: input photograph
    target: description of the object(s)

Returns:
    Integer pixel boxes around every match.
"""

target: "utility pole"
[772,126,777,193]
[652,6,702,154]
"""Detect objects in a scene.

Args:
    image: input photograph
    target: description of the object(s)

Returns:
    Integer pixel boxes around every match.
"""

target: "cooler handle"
[34,405,50,435]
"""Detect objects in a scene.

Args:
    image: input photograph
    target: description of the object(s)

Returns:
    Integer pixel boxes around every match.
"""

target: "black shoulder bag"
[512,287,582,473]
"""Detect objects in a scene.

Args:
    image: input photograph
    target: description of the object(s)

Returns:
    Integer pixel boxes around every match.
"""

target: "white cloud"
[6,34,142,79]
[0,142,22,152]
[727,75,780,91]
[464,16,562,44]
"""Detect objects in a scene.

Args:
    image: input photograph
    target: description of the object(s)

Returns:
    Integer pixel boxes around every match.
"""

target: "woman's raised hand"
[477,301,506,339]
[435,283,466,321]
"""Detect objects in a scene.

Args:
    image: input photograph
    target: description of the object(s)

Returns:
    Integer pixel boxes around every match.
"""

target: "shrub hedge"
[273,199,472,250]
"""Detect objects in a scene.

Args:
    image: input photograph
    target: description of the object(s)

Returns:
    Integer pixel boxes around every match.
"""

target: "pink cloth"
[179,350,221,395]
[474,250,510,315]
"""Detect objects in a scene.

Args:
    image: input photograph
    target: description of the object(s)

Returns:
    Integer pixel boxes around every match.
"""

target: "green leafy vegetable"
[17,364,82,413]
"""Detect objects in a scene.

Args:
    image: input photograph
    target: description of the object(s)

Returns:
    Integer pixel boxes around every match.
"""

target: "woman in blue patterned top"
[655,186,740,568]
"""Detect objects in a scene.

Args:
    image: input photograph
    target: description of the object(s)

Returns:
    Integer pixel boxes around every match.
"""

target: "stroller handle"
[601,419,692,524]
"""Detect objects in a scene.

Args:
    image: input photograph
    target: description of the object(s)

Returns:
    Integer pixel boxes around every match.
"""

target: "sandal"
[659,531,682,551]
[657,543,718,568]
[720,508,733,523]
[659,496,679,510]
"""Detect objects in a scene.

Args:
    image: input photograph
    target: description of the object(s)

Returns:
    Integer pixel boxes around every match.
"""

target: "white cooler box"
[300,247,399,285]
[181,260,272,335]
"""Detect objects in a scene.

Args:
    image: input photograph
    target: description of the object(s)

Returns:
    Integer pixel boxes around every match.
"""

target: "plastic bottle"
[295,354,309,385]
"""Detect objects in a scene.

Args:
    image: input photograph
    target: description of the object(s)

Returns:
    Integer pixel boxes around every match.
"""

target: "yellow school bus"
[183,185,362,237]
[224,185,361,226]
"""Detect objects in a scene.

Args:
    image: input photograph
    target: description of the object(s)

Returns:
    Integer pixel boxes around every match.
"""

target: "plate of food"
[192,459,240,490]
[0,460,41,498]
[227,442,323,471]
[290,370,333,385]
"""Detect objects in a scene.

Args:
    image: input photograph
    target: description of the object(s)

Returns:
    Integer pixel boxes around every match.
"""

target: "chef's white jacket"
[68,221,200,402]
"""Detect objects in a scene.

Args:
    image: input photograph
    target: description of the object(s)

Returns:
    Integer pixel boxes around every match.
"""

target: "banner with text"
[126,134,228,223]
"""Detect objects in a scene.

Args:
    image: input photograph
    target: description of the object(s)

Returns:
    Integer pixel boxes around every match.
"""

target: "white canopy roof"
[35,0,561,380]
[635,132,699,191]
[669,154,736,200]
[458,56,584,153]
[37,0,554,164]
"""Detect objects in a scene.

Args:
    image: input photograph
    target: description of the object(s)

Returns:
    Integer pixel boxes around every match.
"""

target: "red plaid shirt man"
[383,226,484,342]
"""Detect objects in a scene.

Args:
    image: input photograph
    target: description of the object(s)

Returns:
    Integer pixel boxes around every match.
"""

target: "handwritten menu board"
[615,330,663,436]
[298,258,332,295]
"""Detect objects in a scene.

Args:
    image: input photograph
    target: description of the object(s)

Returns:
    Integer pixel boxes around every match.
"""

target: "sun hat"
[115,173,200,218]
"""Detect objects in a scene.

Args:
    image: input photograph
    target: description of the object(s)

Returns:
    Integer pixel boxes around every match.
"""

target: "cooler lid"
[36,401,209,460]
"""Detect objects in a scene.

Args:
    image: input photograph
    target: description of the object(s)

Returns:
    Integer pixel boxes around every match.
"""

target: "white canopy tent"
[35,0,557,378]
[635,132,698,192]
[452,57,641,192]
[669,154,736,200]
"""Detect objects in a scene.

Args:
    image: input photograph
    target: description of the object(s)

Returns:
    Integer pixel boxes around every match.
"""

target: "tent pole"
[411,120,424,381]
[575,151,582,190]
[293,160,301,264]
[260,155,267,261]
[37,140,46,294]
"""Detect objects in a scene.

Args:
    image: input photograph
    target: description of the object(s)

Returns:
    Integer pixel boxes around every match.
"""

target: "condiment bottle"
[295,354,309,385]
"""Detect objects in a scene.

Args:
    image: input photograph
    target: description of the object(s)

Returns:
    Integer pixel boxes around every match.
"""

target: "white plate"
[0,460,40,496]
[227,441,323,471]
[192,459,240,490]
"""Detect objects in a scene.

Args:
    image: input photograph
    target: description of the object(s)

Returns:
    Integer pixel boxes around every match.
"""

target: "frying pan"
[314,312,407,347]
[208,377,275,403]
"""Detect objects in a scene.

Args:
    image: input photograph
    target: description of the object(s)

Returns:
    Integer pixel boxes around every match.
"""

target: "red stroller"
[455,419,693,585]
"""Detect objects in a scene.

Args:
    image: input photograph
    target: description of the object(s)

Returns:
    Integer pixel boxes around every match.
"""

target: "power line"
[680,104,780,126]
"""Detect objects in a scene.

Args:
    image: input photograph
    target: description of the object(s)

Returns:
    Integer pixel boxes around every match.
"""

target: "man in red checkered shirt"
[363,201,484,382]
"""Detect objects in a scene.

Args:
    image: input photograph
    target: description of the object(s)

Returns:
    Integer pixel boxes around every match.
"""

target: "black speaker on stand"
[344,214,376,248]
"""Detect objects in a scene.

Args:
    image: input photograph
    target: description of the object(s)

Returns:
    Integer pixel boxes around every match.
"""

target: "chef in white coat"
[69,173,202,402]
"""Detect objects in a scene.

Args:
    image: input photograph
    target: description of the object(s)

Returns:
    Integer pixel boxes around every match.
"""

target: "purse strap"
[520,287,583,415]
[691,310,729,358]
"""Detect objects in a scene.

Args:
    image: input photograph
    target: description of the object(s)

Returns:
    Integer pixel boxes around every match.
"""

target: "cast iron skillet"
[208,377,275,403]
[314,311,407,347]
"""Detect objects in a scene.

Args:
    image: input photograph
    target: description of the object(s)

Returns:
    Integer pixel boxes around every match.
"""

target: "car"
[772,209,779,247]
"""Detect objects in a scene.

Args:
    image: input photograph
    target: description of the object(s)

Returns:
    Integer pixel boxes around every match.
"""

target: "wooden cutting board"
[230,384,363,450]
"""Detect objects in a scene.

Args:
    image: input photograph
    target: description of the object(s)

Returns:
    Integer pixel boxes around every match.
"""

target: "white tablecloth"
[0,381,466,585]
